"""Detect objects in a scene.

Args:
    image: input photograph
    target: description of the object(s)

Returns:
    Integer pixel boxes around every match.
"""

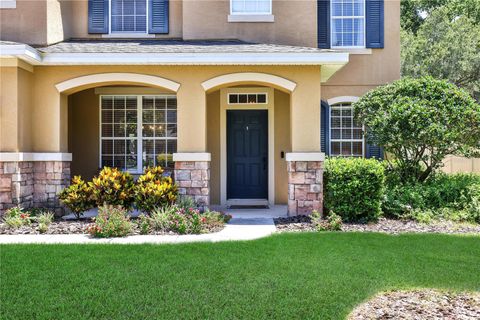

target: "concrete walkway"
[0,218,277,245]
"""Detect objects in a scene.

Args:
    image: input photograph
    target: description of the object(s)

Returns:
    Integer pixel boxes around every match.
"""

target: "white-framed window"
[228,93,268,104]
[331,0,365,48]
[100,95,177,173]
[230,0,271,15]
[110,0,148,33]
[330,103,364,157]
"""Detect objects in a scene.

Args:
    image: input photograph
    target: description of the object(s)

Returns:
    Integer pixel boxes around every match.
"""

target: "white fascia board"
[40,52,349,66]
[1,44,349,67]
[0,44,42,65]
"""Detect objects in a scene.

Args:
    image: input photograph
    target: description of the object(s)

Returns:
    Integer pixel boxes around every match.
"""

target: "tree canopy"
[353,77,480,182]
[401,1,480,99]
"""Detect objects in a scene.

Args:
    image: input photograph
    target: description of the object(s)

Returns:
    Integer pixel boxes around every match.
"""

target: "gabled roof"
[1,39,349,82]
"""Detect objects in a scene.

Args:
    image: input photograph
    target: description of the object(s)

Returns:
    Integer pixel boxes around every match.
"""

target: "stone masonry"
[287,160,324,215]
[174,161,210,206]
[0,161,70,216]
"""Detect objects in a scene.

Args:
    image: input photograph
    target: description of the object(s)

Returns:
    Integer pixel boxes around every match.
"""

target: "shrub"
[150,205,203,235]
[310,210,342,231]
[3,206,31,229]
[383,172,480,223]
[89,167,135,209]
[136,214,151,235]
[201,209,232,230]
[87,205,133,238]
[354,77,480,182]
[134,166,178,213]
[58,176,95,219]
[324,158,385,222]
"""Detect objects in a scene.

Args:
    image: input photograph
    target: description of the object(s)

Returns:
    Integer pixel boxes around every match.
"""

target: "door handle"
[263,156,267,170]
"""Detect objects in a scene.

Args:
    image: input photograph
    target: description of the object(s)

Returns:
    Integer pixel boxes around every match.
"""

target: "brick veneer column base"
[287,161,324,216]
[174,161,210,206]
[0,161,70,216]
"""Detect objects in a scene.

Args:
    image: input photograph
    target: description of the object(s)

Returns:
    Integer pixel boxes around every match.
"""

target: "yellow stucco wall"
[0,66,33,152]
[15,65,320,154]
[68,88,100,180]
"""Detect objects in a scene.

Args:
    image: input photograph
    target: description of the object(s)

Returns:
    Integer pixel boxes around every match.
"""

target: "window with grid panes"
[111,0,147,33]
[330,103,364,157]
[100,95,177,173]
[331,0,365,48]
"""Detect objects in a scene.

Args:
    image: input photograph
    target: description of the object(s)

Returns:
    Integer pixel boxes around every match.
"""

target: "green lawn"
[1,233,479,319]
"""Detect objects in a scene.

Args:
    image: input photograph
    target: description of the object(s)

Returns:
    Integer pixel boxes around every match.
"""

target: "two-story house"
[0,0,400,215]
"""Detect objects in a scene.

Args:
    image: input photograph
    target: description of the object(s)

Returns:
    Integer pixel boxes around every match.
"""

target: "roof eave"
[1,44,349,81]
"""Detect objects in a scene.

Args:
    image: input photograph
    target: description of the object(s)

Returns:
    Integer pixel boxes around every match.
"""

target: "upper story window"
[88,0,169,35]
[231,0,271,15]
[111,0,147,33]
[331,0,365,48]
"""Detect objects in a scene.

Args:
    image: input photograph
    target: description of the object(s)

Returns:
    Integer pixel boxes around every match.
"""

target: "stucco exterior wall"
[0,0,47,45]
[182,0,317,47]
[0,66,33,152]
[68,88,100,180]
[26,65,321,154]
[206,90,221,204]
[0,67,19,151]
[322,0,401,99]
[61,0,183,40]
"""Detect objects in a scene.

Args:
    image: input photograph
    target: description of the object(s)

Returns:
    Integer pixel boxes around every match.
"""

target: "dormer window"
[111,0,147,33]
[331,0,365,48]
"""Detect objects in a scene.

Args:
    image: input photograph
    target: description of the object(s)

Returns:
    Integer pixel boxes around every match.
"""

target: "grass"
[1,232,479,319]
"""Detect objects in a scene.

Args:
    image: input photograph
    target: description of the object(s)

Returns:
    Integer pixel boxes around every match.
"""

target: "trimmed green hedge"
[324,158,385,222]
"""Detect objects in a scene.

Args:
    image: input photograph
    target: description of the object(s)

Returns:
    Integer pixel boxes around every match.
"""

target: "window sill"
[228,14,275,23]
[331,48,372,55]
[102,33,156,39]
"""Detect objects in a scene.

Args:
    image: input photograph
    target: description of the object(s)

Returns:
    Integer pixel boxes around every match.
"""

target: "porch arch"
[55,73,181,94]
[201,72,297,93]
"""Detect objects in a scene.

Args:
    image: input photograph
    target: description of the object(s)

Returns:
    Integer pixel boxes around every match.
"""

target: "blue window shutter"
[321,101,330,155]
[366,0,384,48]
[366,144,384,159]
[317,0,330,49]
[149,0,169,34]
[88,0,109,34]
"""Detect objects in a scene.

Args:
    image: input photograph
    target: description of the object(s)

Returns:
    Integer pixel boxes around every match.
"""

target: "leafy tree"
[353,77,480,183]
[401,0,480,33]
[401,6,480,99]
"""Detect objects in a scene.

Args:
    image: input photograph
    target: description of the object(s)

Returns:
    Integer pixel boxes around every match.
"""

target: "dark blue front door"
[227,110,268,199]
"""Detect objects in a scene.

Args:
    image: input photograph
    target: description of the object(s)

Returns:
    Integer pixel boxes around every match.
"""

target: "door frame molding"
[220,87,275,206]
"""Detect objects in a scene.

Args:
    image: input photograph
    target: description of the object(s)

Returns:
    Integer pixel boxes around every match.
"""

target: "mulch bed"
[274,216,480,235]
[348,290,480,320]
[0,219,224,236]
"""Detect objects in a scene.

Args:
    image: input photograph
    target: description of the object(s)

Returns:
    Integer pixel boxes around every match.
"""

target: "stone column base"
[173,153,211,206]
[286,153,324,216]
[0,160,70,216]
